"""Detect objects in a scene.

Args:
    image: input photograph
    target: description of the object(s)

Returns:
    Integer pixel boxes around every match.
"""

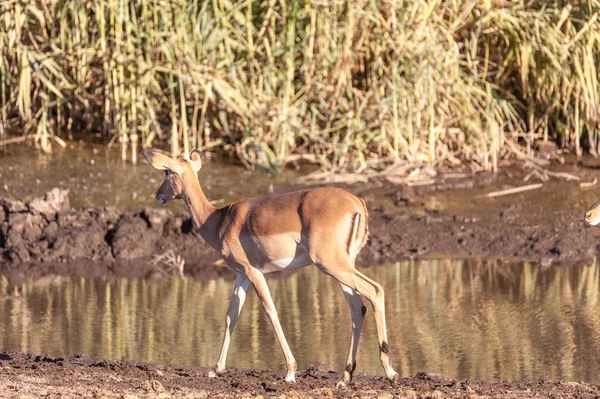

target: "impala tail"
[348,198,369,259]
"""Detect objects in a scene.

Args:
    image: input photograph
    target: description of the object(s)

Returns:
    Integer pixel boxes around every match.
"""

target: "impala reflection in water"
[1,259,600,382]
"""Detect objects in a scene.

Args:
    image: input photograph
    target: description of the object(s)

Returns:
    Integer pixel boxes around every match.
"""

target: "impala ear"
[142,149,182,173]
[189,149,202,173]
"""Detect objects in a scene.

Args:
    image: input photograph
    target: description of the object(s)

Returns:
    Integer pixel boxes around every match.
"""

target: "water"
[0,142,309,211]
[1,259,600,382]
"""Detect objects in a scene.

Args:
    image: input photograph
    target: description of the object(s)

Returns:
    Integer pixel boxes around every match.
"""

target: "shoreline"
[0,164,600,284]
[2,163,600,285]
[1,351,599,398]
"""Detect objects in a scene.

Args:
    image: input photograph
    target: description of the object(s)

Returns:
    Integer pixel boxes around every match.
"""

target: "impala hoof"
[335,380,348,389]
[208,369,218,378]
[389,372,400,385]
[284,373,296,383]
[336,371,351,388]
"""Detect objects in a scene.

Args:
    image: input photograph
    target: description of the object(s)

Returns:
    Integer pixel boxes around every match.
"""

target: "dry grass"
[1,1,599,173]
[152,249,185,278]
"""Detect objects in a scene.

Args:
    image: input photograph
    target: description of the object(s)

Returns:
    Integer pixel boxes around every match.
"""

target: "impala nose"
[156,195,166,205]
[586,212,592,220]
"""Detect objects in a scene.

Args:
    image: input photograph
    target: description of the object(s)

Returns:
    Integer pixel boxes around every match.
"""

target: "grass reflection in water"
[1,259,599,382]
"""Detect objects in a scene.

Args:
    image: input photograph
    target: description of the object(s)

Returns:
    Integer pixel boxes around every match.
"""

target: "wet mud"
[0,188,228,283]
[1,351,599,398]
[1,162,600,285]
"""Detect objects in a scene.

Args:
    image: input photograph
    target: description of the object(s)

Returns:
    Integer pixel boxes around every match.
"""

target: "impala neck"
[181,176,220,249]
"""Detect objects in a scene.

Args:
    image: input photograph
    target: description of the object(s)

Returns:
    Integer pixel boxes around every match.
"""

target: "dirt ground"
[2,351,600,399]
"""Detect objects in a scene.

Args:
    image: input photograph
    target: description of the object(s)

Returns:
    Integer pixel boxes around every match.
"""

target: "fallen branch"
[541,169,580,181]
[580,177,598,188]
[0,134,36,146]
[1,134,67,148]
[485,183,543,198]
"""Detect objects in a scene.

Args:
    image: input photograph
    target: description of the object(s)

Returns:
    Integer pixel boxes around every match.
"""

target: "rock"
[142,208,172,231]
[27,240,48,259]
[50,218,112,262]
[6,244,30,263]
[0,221,8,247]
[42,221,58,241]
[27,188,70,220]
[150,380,165,393]
[21,215,45,243]
[57,210,91,229]
[0,197,27,213]
[5,213,44,246]
[93,207,122,227]
[45,188,70,209]
[27,198,59,218]
[164,215,185,234]
[111,215,159,260]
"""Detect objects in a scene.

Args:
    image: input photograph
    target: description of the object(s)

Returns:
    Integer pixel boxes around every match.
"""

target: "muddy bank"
[1,170,599,283]
[0,188,214,264]
[1,352,598,399]
[0,188,229,284]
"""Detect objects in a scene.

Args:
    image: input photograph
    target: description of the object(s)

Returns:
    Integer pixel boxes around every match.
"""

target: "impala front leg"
[209,272,251,377]
[246,267,297,382]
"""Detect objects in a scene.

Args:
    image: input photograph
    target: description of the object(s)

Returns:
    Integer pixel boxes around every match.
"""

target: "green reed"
[1,1,599,172]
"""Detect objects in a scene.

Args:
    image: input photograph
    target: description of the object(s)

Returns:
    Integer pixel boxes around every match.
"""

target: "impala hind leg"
[351,270,398,382]
[209,272,251,377]
[316,259,398,383]
[337,284,366,387]
[246,267,297,382]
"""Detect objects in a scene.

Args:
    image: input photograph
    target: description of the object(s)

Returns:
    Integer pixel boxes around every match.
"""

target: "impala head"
[142,149,203,205]
[585,200,600,226]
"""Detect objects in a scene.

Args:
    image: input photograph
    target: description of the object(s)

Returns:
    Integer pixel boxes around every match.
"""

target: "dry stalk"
[152,250,185,278]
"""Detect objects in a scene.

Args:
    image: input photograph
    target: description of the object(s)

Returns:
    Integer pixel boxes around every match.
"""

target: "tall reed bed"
[1,1,599,172]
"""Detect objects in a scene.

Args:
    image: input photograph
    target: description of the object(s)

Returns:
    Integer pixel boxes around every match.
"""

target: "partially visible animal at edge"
[142,149,399,387]
[585,200,600,226]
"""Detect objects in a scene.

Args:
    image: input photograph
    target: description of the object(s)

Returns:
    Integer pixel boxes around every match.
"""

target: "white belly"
[262,253,312,273]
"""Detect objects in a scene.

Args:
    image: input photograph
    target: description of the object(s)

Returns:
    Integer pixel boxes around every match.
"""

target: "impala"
[142,149,399,386]
[585,200,600,226]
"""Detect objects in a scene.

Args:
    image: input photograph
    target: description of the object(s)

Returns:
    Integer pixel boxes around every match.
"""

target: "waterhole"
[1,259,599,382]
